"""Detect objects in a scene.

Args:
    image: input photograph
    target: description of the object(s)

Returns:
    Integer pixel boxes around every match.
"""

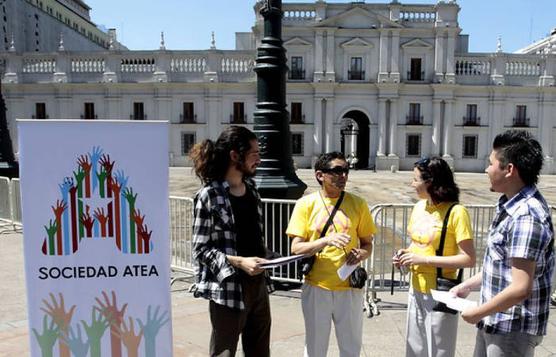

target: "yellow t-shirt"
[286,191,376,290]
[408,200,473,294]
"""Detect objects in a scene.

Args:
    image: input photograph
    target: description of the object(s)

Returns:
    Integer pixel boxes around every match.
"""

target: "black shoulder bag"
[297,191,345,279]
[432,203,462,314]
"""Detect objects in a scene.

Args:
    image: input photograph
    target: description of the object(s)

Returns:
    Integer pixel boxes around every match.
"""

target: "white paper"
[258,254,307,269]
[430,289,478,312]
[337,262,358,281]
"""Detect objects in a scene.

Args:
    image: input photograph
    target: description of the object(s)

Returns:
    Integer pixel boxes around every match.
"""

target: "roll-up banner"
[18,119,172,357]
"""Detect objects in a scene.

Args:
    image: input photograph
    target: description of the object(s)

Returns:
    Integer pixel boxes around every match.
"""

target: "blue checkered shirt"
[190,178,273,310]
[479,185,554,335]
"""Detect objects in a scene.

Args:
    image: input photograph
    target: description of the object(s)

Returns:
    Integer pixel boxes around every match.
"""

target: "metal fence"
[10,178,22,231]
[0,176,12,233]
[169,196,195,284]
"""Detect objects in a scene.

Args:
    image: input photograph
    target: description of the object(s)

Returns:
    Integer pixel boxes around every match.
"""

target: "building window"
[291,102,304,123]
[292,133,304,156]
[181,102,195,123]
[82,102,96,119]
[406,134,421,157]
[231,102,245,124]
[181,133,196,156]
[513,105,529,127]
[462,135,478,158]
[348,57,364,80]
[407,103,422,125]
[34,102,47,119]
[408,58,423,80]
[463,104,479,126]
[132,102,146,120]
[289,56,305,80]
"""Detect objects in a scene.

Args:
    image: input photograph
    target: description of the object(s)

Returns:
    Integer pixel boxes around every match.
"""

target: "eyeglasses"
[321,166,350,176]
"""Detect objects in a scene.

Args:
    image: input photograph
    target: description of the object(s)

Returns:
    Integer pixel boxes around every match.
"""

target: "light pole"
[0,72,19,178]
[253,0,306,199]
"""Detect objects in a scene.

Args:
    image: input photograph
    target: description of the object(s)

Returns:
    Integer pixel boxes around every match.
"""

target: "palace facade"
[2,0,556,172]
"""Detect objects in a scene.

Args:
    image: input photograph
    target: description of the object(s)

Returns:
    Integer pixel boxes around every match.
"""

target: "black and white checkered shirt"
[190,178,273,310]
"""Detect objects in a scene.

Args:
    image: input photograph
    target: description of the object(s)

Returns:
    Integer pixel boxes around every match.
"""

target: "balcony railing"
[288,69,306,80]
[406,115,423,125]
[512,117,530,127]
[130,114,147,120]
[407,70,425,81]
[348,70,365,80]
[463,116,481,126]
[31,114,49,119]
[230,114,247,124]
[179,114,197,124]
[80,114,98,119]
[290,114,305,124]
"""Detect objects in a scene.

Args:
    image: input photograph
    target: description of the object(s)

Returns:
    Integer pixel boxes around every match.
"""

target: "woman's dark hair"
[492,130,543,186]
[189,126,257,184]
[415,156,460,203]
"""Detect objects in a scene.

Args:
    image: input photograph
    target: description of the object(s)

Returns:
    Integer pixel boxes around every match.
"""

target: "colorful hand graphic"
[138,224,153,254]
[32,315,60,357]
[77,155,91,174]
[116,317,143,357]
[80,208,94,237]
[51,200,67,221]
[93,208,109,237]
[41,292,76,357]
[89,146,103,167]
[114,170,129,191]
[58,177,74,196]
[61,325,89,357]
[44,220,58,239]
[81,308,109,357]
[99,154,115,176]
[132,209,145,227]
[95,290,128,357]
[123,188,137,206]
[137,305,169,357]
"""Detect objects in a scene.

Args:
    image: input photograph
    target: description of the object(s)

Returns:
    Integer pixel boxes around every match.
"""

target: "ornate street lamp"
[0,75,19,178]
[253,0,306,199]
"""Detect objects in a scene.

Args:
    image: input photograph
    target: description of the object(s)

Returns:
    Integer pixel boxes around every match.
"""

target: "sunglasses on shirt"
[321,166,350,175]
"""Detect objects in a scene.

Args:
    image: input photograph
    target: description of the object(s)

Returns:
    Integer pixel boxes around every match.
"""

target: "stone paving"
[2,170,556,356]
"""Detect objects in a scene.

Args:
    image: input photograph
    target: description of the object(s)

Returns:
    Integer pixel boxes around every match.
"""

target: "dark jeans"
[209,274,271,357]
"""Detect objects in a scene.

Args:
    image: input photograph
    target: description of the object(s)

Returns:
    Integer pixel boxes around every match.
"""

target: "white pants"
[406,289,459,357]
[301,283,363,357]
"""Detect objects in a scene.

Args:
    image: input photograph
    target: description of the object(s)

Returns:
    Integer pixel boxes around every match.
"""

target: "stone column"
[432,99,442,155]
[205,92,222,141]
[442,100,454,158]
[325,97,335,151]
[434,31,445,82]
[388,99,399,156]
[325,29,336,79]
[390,31,400,83]
[314,30,325,81]
[539,96,555,173]
[378,30,389,82]
[313,97,324,156]
[445,32,456,83]
[377,98,387,156]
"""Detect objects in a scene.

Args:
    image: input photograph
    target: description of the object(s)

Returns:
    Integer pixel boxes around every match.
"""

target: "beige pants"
[301,283,364,357]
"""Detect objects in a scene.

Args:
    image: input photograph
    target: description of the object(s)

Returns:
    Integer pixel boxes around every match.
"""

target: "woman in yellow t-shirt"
[393,157,476,357]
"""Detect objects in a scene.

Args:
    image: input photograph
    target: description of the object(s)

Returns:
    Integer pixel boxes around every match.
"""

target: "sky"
[86,0,556,53]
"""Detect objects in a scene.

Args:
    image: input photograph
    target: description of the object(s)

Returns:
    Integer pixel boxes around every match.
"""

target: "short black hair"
[314,151,346,186]
[415,156,459,203]
[492,130,543,186]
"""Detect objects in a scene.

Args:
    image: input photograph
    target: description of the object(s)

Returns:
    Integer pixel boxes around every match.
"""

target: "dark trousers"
[209,274,271,357]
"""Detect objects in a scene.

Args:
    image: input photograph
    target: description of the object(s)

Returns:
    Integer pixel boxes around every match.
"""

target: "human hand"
[95,290,128,327]
[77,155,91,173]
[398,250,426,266]
[392,250,402,268]
[325,233,350,249]
[89,146,104,166]
[137,305,169,342]
[461,306,483,325]
[449,283,471,299]
[346,248,369,265]
[40,292,76,331]
[61,325,89,357]
[32,315,60,352]
[117,317,143,357]
[239,257,267,276]
[99,154,115,176]
[81,308,109,342]
[114,170,129,190]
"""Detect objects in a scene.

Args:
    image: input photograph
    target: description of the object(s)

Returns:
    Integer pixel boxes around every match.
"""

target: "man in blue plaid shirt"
[189,126,273,357]
[452,130,554,357]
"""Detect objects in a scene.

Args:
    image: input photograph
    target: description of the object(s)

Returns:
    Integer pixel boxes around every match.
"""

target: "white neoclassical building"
[2,0,556,173]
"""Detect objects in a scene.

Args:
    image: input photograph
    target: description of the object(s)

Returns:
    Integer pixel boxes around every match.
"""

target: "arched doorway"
[340,110,370,169]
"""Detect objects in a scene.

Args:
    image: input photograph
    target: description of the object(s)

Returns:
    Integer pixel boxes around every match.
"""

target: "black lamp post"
[0,76,19,178]
[253,0,306,199]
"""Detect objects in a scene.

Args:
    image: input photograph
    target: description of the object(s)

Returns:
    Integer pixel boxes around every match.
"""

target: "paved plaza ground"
[2,170,556,356]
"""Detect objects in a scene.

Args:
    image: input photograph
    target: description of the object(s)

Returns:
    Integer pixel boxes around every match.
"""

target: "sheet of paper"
[258,254,307,269]
[337,262,358,281]
[430,289,478,312]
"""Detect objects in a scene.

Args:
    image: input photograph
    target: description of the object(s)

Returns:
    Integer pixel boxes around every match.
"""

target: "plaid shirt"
[190,178,273,310]
[479,185,554,335]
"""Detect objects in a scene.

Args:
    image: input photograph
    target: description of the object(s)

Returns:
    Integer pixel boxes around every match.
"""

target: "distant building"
[2,1,556,172]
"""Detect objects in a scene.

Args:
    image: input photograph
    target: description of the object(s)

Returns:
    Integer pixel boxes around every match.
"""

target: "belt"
[477,321,496,334]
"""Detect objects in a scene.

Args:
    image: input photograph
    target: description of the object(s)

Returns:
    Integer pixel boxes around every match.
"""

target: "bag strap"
[319,191,345,239]
[435,203,461,281]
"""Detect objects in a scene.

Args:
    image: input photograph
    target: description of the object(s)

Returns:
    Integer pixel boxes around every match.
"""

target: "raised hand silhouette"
[51,200,67,221]
[123,187,137,206]
[96,169,108,197]
[43,220,58,255]
[32,315,60,357]
[77,155,91,174]
[95,291,128,357]
[93,207,109,238]
[99,154,115,176]
[116,317,143,357]
[138,224,153,254]
[61,325,89,357]
[132,209,145,227]
[114,170,129,191]
[58,177,74,197]
[80,208,94,238]
[89,146,103,167]
[137,305,169,357]
[81,308,109,357]
[108,179,122,197]
[73,168,85,192]
[41,292,76,357]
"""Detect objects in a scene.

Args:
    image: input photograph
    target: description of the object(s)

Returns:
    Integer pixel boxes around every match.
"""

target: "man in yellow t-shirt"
[286,152,376,357]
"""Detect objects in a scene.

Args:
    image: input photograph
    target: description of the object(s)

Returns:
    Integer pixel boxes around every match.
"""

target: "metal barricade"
[10,178,22,232]
[363,203,496,317]
[0,176,12,233]
[169,196,195,284]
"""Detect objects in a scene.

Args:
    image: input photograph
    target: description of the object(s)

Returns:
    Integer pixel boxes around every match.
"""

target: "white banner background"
[18,120,172,357]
